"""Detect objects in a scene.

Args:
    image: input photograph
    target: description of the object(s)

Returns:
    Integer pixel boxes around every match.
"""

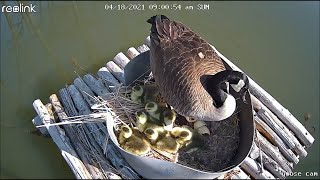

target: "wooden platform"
[31,36,314,179]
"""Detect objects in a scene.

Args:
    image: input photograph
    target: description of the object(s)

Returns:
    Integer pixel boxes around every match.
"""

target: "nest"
[92,77,241,172]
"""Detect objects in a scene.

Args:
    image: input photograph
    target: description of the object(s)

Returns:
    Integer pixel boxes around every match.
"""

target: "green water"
[0,1,319,179]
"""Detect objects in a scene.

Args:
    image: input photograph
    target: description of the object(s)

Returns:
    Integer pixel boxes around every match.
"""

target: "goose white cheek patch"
[231,79,245,92]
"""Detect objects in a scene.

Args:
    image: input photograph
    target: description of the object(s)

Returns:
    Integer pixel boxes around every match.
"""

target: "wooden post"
[105,61,125,84]
[49,94,122,179]
[83,74,110,96]
[241,157,275,179]
[252,142,287,179]
[255,128,293,172]
[32,115,49,136]
[127,47,140,59]
[113,52,130,69]
[136,44,149,53]
[73,77,97,107]
[32,99,92,179]
[251,95,307,158]
[97,67,120,92]
[254,114,299,165]
[64,85,140,179]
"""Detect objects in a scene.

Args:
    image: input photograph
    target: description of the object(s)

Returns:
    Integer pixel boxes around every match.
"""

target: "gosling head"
[145,102,158,113]
[120,125,133,139]
[132,85,144,97]
[163,110,176,124]
[136,111,148,124]
[144,128,159,141]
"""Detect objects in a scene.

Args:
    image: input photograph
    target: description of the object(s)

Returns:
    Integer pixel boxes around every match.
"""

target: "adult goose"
[147,15,249,122]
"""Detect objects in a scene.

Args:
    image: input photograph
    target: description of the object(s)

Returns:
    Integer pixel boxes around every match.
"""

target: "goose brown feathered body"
[148,15,236,121]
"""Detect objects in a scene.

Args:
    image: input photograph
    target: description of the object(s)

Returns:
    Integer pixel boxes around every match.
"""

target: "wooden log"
[145,36,315,147]
[32,99,92,179]
[46,102,106,179]
[144,36,151,47]
[74,77,97,108]
[255,129,293,173]
[136,44,149,53]
[65,85,140,179]
[113,52,130,69]
[73,78,109,136]
[32,115,49,136]
[257,109,295,149]
[49,94,121,179]
[217,167,250,179]
[253,142,286,179]
[97,67,120,92]
[67,85,105,146]
[241,157,275,179]
[251,95,307,158]
[254,114,299,166]
[127,47,140,59]
[249,141,260,160]
[83,74,110,96]
[105,61,125,84]
[59,88,79,117]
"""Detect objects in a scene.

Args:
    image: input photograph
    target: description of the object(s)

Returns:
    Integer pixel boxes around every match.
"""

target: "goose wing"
[148,15,226,118]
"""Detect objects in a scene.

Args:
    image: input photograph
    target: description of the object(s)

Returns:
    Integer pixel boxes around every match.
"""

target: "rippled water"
[0,1,319,179]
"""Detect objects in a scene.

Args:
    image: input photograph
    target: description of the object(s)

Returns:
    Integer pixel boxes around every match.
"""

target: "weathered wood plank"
[255,126,294,173]
[49,94,121,179]
[251,95,307,158]
[241,157,275,179]
[65,84,140,179]
[59,88,78,117]
[145,36,314,147]
[113,52,130,69]
[83,74,110,97]
[32,99,92,179]
[32,115,49,136]
[217,167,250,179]
[136,44,149,53]
[253,142,286,179]
[127,47,140,59]
[105,61,125,84]
[254,114,299,166]
[97,67,120,92]
[74,77,97,108]
[257,109,295,150]
[144,36,151,47]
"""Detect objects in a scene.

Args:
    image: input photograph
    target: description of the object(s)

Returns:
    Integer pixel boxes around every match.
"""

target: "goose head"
[120,125,133,139]
[144,128,159,141]
[130,85,144,101]
[163,109,176,123]
[199,70,249,121]
[145,102,158,114]
[136,111,148,124]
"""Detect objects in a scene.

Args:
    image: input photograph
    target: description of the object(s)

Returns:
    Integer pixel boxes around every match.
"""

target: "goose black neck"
[201,70,249,107]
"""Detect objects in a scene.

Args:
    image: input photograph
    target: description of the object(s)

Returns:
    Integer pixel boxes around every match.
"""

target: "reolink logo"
[1,3,36,13]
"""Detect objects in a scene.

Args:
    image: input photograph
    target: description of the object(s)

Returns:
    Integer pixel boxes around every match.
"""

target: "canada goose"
[147,15,249,122]
[118,125,151,156]
[136,111,165,136]
[130,84,159,105]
